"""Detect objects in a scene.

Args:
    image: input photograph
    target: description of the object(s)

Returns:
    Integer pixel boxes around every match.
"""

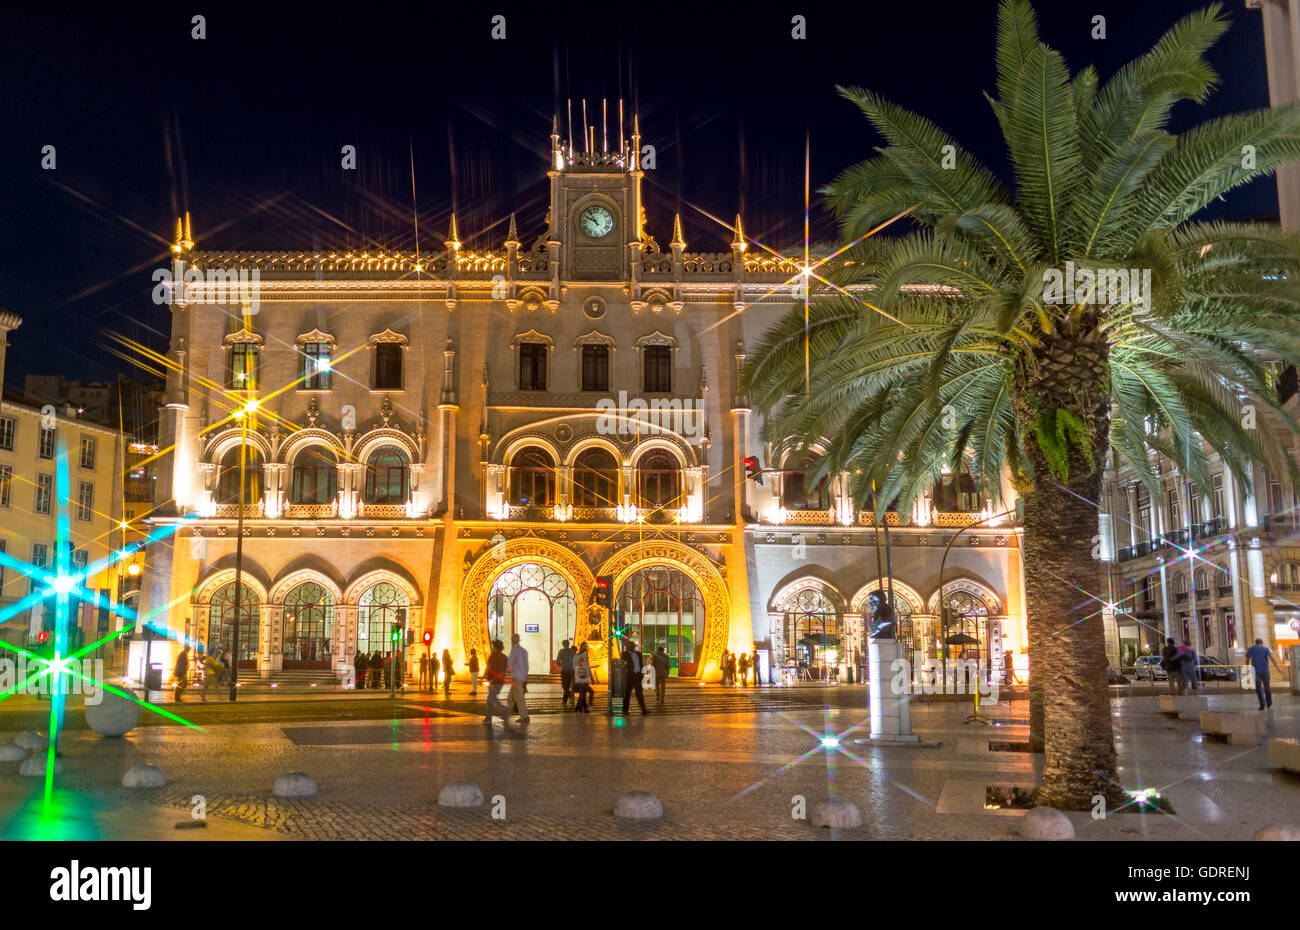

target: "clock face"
[579,205,614,239]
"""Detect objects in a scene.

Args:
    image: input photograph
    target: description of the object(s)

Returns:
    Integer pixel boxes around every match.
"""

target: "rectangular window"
[581,345,609,392]
[1166,488,1182,529]
[228,344,259,390]
[76,480,93,521]
[301,342,332,390]
[1211,473,1223,519]
[373,343,403,390]
[30,543,48,595]
[79,435,96,469]
[35,473,52,515]
[38,426,55,460]
[0,416,13,451]
[643,346,672,392]
[519,343,547,391]
[72,548,88,575]
[0,464,10,508]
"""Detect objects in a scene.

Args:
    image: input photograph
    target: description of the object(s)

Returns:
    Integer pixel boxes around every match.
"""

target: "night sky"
[0,0,1277,388]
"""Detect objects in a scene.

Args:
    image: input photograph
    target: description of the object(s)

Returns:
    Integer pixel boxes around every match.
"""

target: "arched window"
[573,448,617,508]
[216,445,263,504]
[782,454,829,511]
[780,588,841,680]
[1175,574,1189,595]
[487,563,577,675]
[282,581,334,668]
[291,445,337,505]
[364,446,410,505]
[934,471,981,512]
[616,565,706,675]
[358,582,409,655]
[636,450,681,510]
[509,447,554,506]
[207,581,260,667]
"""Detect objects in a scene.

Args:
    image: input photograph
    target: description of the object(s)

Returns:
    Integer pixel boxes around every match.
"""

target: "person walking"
[738,652,750,686]
[173,648,190,703]
[442,648,454,695]
[418,652,429,690]
[719,648,731,685]
[1177,640,1199,695]
[507,634,531,727]
[482,639,511,729]
[750,649,761,686]
[383,652,394,690]
[355,650,368,690]
[371,650,383,689]
[727,651,737,687]
[557,639,577,706]
[1160,637,1180,693]
[652,646,670,707]
[219,651,232,688]
[622,639,647,715]
[1244,638,1283,710]
[574,642,594,713]
[202,652,222,702]
[467,648,480,697]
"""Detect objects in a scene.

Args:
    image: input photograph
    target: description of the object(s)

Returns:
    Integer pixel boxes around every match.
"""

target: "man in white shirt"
[507,634,531,726]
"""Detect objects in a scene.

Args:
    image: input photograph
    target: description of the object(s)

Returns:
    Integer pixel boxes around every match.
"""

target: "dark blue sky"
[0,0,1277,387]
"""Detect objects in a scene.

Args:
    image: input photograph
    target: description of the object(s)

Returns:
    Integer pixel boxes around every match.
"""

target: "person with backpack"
[1177,640,1200,695]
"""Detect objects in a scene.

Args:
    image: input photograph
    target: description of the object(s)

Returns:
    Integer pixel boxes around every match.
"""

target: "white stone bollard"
[85,692,143,737]
[0,743,28,762]
[14,732,48,751]
[19,755,62,777]
[122,764,166,788]
[614,790,663,820]
[437,780,484,807]
[272,772,317,797]
[812,797,863,828]
[1254,824,1300,841]
[1017,807,1075,839]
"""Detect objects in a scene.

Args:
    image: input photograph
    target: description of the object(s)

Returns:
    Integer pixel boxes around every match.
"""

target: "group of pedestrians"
[417,648,460,694]
[482,634,532,730]
[352,650,401,690]
[717,648,760,686]
[1161,635,1285,711]
[172,646,232,702]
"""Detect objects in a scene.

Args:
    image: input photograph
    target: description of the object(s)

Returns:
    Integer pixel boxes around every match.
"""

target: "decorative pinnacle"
[671,213,685,250]
[446,212,461,250]
[505,212,520,248]
[732,214,746,251]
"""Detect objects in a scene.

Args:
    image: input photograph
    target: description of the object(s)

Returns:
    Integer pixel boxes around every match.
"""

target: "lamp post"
[229,399,257,702]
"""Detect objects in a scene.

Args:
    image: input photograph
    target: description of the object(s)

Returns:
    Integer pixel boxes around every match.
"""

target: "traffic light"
[391,627,401,643]
[422,630,433,646]
[406,628,415,647]
[593,575,614,610]
[37,630,47,644]
[744,456,764,484]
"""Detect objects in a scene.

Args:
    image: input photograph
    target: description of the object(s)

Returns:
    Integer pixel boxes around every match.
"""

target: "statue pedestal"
[866,638,921,744]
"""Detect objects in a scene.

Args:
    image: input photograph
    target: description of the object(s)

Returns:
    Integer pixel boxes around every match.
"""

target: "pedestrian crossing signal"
[593,575,614,610]
[422,630,433,645]
[37,631,47,644]
[744,456,763,484]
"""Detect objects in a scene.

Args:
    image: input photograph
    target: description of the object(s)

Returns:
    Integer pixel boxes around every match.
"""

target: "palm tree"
[743,0,1300,809]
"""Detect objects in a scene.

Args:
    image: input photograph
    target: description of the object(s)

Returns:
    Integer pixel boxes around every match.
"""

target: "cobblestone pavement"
[2,690,1297,840]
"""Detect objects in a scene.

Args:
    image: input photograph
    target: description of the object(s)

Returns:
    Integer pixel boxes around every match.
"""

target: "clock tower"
[548,114,645,283]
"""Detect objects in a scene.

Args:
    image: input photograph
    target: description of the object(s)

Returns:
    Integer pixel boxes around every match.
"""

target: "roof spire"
[446,212,461,251]
[505,213,520,248]
[671,213,685,250]
[732,214,746,251]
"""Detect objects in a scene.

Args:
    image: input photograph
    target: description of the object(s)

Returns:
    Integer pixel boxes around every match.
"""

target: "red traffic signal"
[744,456,764,484]
[37,631,48,644]
[422,631,433,645]
[593,575,614,610]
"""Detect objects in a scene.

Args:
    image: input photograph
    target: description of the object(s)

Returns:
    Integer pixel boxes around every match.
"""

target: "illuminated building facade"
[147,123,1027,683]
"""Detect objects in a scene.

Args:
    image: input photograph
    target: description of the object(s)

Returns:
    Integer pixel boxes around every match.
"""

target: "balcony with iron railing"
[1174,592,1189,603]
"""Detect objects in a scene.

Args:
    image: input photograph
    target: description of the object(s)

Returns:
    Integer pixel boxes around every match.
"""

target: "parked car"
[1133,655,1167,681]
[1108,668,1131,685]
[1197,656,1239,681]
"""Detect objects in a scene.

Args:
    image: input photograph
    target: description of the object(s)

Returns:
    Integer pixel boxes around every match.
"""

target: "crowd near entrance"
[614,565,705,678]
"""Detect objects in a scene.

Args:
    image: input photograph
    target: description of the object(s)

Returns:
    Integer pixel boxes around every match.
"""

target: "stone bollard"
[1017,807,1075,840]
[85,692,143,737]
[437,780,484,807]
[19,755,62,777]
[614,790,663,820]
[812,797,863,828]
[272,772,317,797]
[122,764,166,788]
[0,743,28,762]
[14,732,48,751]
[1253,824,1300,841]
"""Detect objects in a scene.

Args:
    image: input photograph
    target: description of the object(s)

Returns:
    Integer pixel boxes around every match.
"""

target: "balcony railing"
[1174,592,1189,603]
[1196,589,1209,600]
[359,503,409,519]
[212,503,262,519]
[783,509,835,525]
[1190,517,1226,540]
[570,506,618,522]
[1274,582,1300,593]
[858,511,904,526]
[285,502,337,519]
[1217,585,1232,597]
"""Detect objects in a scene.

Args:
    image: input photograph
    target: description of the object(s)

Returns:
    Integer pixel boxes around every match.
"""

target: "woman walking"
[442,648,454,695]
[573,642,594,713]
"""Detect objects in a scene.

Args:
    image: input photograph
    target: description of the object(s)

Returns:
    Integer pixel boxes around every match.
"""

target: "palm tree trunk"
[1021,438,1125,810]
